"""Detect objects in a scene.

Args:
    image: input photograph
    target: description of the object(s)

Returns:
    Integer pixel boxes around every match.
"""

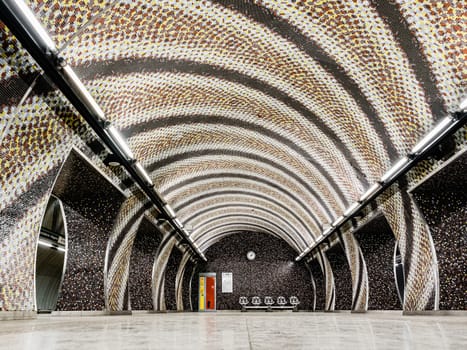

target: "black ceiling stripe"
[188,205,304,245]
[184,203,262,223]
[184,202,302,233]
[174,189,311,246]
[125,115,351,206]
[146,149,336,219]
[192,213,300,249]
[72,57,368,184]
[200,228,290,251]
[197,222,297,251]
[370,0,446,120]
[163,172,322,229]
[213,0,399,162]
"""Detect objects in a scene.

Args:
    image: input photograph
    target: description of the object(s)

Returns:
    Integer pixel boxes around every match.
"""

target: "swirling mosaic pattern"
[11,0,466,248]
[1,0,466,312]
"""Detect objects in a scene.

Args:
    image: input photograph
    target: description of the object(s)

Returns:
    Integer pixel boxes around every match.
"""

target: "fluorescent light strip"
[359,183,381,202]
[173,218,183,228]
[15,0,56,50]
[164,204,176,218]
[6,0,205,262]
[331,215,346,227]
[296,110,465,262]
[381,157,410,183]
[410,116,454,155]
[106,125,135,161]
[62,65,106,121]
[134,162,153,186]
[322,227,333,237]
[343,202,361,217]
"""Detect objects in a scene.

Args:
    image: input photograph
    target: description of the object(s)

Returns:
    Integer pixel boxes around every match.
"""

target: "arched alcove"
[194,231,313,310]
[354,214,402,310]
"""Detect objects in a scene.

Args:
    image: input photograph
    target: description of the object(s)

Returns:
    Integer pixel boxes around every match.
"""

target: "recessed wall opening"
[411,150,467,310]
[193,231,313,311]
[35,196,67,313]
[354,214,402,310]
[49,149,126,311]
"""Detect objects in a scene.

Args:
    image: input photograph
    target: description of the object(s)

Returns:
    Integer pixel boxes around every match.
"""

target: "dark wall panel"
[309,260,324,310]
[326,243,352,310]
[196,232,312,310]
[182,262,195,311]
[412,153,466,310]
[129,218,162,310]
[54,151,124,311]
[191,264,203,311]
[164,246,183,311]
[354,215,401,310]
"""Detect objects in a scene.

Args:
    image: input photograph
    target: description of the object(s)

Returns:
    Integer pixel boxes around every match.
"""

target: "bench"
[239,296,299,312]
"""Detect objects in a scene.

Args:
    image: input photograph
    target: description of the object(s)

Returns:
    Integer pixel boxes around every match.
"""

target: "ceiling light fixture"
[105,124,135,161]
[380,157,410,183]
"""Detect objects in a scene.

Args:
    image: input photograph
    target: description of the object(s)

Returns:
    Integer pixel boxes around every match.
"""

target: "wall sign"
[221,272,233,293]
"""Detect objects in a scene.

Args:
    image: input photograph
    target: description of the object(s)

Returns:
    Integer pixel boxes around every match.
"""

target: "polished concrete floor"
[1,312,466,349]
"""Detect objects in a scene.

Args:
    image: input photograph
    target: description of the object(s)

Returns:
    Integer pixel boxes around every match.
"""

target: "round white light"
[247,251,256,261]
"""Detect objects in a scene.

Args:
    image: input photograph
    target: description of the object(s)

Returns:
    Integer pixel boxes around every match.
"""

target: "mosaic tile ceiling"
[4,0,467,252]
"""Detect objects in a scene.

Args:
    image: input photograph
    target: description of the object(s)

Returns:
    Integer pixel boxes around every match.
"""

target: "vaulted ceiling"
[6,0,467,252]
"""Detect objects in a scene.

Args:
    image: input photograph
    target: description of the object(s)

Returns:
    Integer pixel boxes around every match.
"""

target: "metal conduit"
[0,0,206,261]
[296,107,466,261]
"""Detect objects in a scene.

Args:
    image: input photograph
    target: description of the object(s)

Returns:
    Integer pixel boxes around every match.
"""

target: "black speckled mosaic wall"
[354,215,402,310]
[325,243,352,310]
[54,151,125,311]
[412,152,467,310]
[309,260,324,311]
[128,217,163,310]
[164,245,183,311]
[182,262,195,311]
[196,232,313,310]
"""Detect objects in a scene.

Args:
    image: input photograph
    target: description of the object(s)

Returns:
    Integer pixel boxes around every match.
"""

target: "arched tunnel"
[0,0,466,348]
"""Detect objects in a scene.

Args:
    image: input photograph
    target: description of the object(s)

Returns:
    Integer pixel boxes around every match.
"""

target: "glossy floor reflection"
[1,312,466,349]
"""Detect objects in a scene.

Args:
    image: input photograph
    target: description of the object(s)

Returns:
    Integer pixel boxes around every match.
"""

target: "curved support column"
[378,184,439,311]
[152,230,177,312]
[316,248,335,311]
[175,251,192,311]
[340,231,368,312]
[104,196,146,311]
[188,264,198,311]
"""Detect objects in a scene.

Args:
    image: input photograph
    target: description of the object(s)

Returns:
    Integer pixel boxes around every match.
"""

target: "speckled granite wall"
[354,215,402,310]
[128,218,163,310]
[54,151,125,311]
[164,245,183,311]
[309,260,325,311]
[182,262,195,311]
[190,264,203,312]
[197,232,313,310]
[325,243,352,310]
[412,152,467,310]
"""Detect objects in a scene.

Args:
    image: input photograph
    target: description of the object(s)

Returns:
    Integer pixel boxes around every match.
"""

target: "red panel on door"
[205,276,216,310]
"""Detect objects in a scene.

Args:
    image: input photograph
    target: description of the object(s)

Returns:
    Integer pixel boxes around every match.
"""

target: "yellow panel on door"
[199,276,205,311]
